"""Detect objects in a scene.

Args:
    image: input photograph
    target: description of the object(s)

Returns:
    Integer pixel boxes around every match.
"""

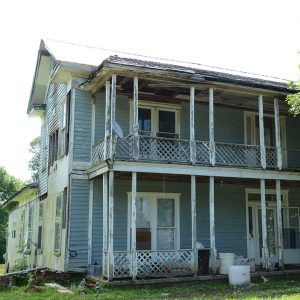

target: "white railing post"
[191,175,198,275]
[108,170,114,280]
[276,179,284,269]
[110,75,117,158]
[209,88,215,165]
[260,179,269,270]
[274,98,282,170]
[104,81,111,160]
[88,181,93,265]
[190,87,196,164]
[102,173,108,275]
[133,77,139,160]
[209,176,217,273]
[131,172,137,279]
[259,95,266,169]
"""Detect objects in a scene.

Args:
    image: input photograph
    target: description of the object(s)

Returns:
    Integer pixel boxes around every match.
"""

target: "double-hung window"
[54,193,63,253]
[128,193,180,251]
[26,205,34,251]
[37,202,44,251]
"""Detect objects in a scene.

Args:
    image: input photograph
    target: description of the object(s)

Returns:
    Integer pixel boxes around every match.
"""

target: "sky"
[0,0,299,182]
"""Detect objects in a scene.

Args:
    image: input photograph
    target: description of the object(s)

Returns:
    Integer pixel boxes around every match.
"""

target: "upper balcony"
[89,73,300,172]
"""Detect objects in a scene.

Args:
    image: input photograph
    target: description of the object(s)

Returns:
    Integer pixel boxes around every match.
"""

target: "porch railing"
[92,135,282,170]
[104,249,194,279]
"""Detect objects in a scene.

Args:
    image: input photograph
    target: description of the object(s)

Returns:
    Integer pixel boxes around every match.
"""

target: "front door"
[248,205,278,264]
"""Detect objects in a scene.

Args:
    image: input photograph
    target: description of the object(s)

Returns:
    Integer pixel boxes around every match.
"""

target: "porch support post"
[276,179,284,269]
[259,95,266,169]
[131,172,137,279]
[209,176,217,273]
[191,175,198,275]
[110,75,117,158]
[108,170,114,280]
[260,179,269,270]
[88,180,93,265]
[133,77,139,160]
[274,98,282,170]
[102,173,108,273]
[104,80,111,159]
[209,88,215,166]
[190,87,196,164]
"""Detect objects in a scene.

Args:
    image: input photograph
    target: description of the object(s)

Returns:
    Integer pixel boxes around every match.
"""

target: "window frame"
[54,193,63,254]
[130,101,181,138]
[37,201,44,252]
[127,192,180,251]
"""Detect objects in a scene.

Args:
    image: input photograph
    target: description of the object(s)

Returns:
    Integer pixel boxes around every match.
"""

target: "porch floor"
[88,269,300,286]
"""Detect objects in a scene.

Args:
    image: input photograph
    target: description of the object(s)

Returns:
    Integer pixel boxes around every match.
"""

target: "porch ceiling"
[101,76,290,113]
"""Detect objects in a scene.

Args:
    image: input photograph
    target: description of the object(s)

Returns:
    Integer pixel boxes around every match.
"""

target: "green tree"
[286,73,300,115]
[28,136,41,183]
[0,167,23,263]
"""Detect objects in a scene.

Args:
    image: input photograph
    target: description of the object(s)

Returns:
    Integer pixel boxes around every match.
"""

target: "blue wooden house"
[3,39,300,280]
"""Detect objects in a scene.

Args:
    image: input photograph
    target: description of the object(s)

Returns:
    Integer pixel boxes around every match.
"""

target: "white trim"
[88,181,93,265]
[112,161,300,181]
[127,192,180,251]
[129,101,181,137]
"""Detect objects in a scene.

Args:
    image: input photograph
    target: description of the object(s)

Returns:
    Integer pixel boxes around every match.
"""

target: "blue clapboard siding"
[92,177,103,265]
[116,95,130,137]
[286,115,300,169]
[68,179,89,269]
[111,178,247,256]
[39,83,68,195]
[73,89,92,162]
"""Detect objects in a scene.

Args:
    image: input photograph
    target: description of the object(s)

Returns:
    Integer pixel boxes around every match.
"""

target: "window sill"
[53,251,61,257]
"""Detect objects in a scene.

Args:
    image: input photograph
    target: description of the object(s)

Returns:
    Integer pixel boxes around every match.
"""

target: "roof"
[28,39,291,114]
[1,183,38,210]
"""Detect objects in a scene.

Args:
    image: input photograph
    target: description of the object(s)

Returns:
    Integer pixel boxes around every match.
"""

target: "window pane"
[136,198,150,228]
[157,199,174,227]
[138,108,151,132]
[157,228,174,250]
[136,228,151,250]
[56,194,62,218]
[289,208,299,228]
[158,111,175,134]
[39,203,44,225]
[54,223,61,251]
[37,226,43,250]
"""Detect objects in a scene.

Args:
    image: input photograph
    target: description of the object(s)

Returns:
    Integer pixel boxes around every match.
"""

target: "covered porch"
[88,171,300,281]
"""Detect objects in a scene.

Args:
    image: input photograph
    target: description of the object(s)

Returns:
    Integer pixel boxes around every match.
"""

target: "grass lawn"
[1,275,300,299]
[0,265,5,275]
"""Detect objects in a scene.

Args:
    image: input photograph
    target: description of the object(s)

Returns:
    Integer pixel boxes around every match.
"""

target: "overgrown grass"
[0,264,5,275]
[1,275,300,299]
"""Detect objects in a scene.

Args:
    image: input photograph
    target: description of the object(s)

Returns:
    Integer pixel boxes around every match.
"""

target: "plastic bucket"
[228,265,250,286]
[219,253,235,274]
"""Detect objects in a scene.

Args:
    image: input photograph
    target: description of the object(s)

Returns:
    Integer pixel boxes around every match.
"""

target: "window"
[54,193,63,252]
[62,188,67,229]
[128,193,180,251]
[18,210,25,250]
[132,102,180,139]
[48,129,59,168]
[26,205,34,251]
[37,202,44,251]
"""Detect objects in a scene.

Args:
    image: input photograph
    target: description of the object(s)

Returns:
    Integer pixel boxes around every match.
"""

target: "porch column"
[110,75,117,158]
[209,88,215,166]
[131,172,137,279]
[209,176,217,273]
[104,80,111,159]
[91,94,96,146]
[102,173,108,272]
[258,95,266,169]
[133,77,139,160]
[191,175,198,275]
[108,170,114,280]
[276,179,284,269]
[88,181,93,265]
[274,98,282,170]
[260,179,269,270]
[190,87,196,164]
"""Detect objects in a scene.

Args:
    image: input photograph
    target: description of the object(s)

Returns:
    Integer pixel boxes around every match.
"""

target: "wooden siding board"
[92,177,103,265]
[68,179,89,269]
[73,89,92,162]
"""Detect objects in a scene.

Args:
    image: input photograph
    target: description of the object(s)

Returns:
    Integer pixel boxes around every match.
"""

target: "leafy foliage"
[0,167,24,263]
[28,137,41,183]
[286,79,300,115]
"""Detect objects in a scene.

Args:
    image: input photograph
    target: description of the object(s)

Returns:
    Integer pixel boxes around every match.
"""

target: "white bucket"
[219,253,235,274]
[228,265,250,286]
